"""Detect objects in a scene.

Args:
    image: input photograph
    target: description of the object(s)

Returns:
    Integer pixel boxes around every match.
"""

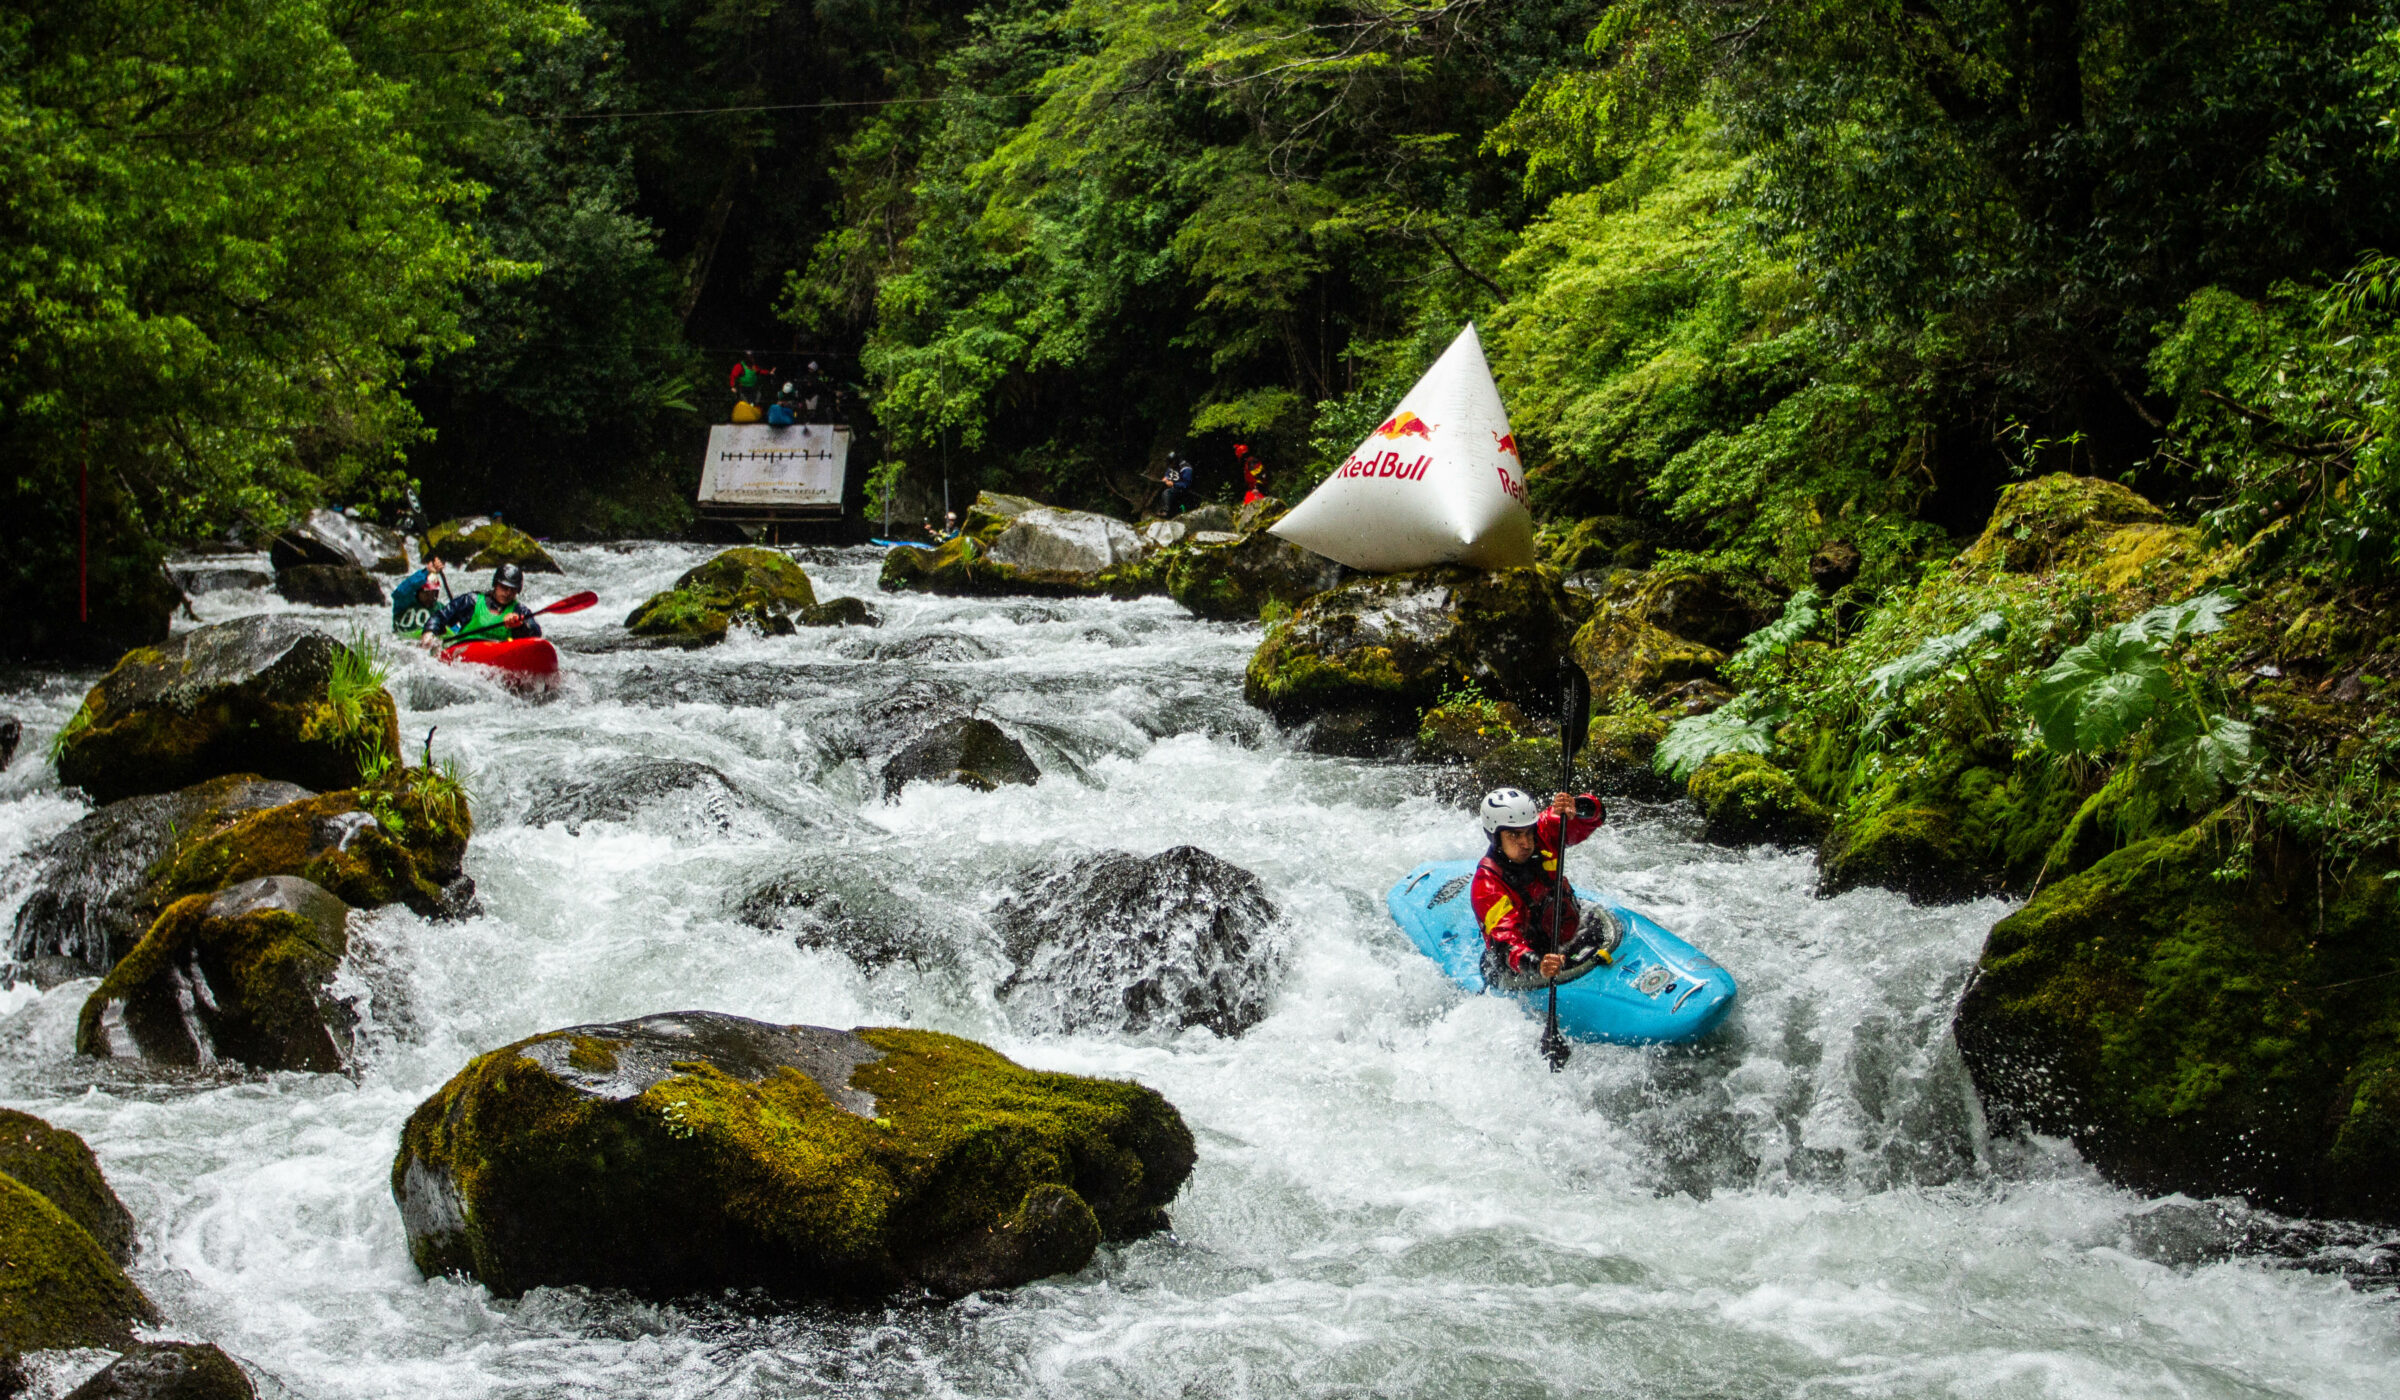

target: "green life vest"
[448,591,515,643]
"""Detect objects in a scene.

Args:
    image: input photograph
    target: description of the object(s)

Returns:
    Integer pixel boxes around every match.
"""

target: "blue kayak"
[1386,859,1737,1045]
[872,538,937,551]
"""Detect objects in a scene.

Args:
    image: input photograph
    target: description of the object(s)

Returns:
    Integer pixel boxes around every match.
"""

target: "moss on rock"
[139,766,472,925]
[55,616,402,805]
[879,504,1167,601]
[391,1013,1194,1299]
[0,1172,155,1354]
[626,547,818,646]
[1165,531,1345,622]
[0,1110,136,1265]
[421,517,560,574]
[1816,802,1979,902]
[1688,754,1828,846]
[1954,824,2400,1222]
[63,1341,256,1399]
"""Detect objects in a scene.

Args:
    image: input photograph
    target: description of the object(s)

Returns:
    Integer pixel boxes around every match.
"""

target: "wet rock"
[0,714,17,772]
[1459,710,1678,802]
[1808,540,1862,591]
[14,956,101,990]
[985,507,1143,575]
[12,776,316,972]
[1295,707,1409,758]
[522,758,753,834]
[1956,825,2400,1225]
[735,872,934,970]
[996,846,1283,1037]
[1243,566,1580,729]
[882,493,1165,600]
[421,517,560,574]
[269,508,407,573]
[1816,804,1979,902]
[63,1341,256,1400]
[78,875,355,1072]
[1688,753,1827,846]
[1171,503,1236,534]
[1138,520,1187,550]
[53,615,402,805]
[797,596,878,628]
[1567,568,1769,707]
[1232,496,1285,534]
[391,1012,1194,1299]
[273,564,384,608]
[625,548,818,646]
[965,491,1041,535]
[881,718,1039,797]
[1540,515,1655,573]
[169,567,272,597]
[1166,531,1346,622]
[0,1110,137,1266]
[811,679,976,765]
[1655,677,1734,717]
[0,1171,155,1354]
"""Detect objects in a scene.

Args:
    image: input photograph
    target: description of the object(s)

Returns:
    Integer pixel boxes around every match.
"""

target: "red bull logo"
[1493,431,1518,458]
[1373,411,1436,441]
[1338,450,1432,481]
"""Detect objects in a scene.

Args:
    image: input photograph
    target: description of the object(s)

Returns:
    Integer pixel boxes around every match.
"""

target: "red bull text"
[1338,450,1432,480]
[1497,466,1527,504]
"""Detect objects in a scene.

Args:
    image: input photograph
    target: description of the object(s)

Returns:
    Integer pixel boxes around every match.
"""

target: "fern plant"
[2025,588,2253,810]
[1654,703,1780,781]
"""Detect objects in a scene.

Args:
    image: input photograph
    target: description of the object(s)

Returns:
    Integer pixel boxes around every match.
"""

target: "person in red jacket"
[1471,786,1614,991]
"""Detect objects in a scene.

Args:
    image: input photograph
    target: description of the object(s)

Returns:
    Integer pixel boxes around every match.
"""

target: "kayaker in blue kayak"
[1473,787,1614,992]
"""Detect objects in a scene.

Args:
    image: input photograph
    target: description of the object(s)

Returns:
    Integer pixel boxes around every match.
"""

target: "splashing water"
[0,543,2392,1398]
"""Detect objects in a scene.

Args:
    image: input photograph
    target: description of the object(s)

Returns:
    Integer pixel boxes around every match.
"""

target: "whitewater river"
[0,542,2393,1398]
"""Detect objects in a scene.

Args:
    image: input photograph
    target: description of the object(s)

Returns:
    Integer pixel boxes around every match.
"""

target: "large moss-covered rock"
[0,1173,155,1354]
[391,1013,1195,1299]
[880,494,1166,599]
[421,517,560,574]
[1955,825,2400,1223]
[0,1111,137,1266]
[880,718,1039,797]
[625,547,819,646]
[10,775,314,973]
[1566,567,1768,707]
[1688,753,1827,846]
[64,1341,256,1400]
[270,508,406,573]
[273,564,384,608]
[1816,802,1979,902]
[1165,531,1345,622]
[1243,566,1580,734]
[78,875,355,1072]
[54,616,401,805]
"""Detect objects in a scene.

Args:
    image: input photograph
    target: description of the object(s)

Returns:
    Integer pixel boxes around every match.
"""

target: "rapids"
[0,541,2392,1398]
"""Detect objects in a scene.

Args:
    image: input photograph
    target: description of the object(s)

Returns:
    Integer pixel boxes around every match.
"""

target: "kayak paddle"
[446,590,598,644]
[1542,656,1593,1073]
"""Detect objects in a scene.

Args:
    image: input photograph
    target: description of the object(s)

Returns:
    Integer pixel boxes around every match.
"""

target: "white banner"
[697,424,851,507]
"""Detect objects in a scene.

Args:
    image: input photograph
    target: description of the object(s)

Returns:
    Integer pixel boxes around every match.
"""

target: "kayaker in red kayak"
[430,563,544,645]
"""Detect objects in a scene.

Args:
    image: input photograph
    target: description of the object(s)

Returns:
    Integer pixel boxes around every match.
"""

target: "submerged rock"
[391,1012,1195,1299]
[420,517,560,574]
[881,718,1039,797]
[798,596,878,628]
[735,871,935,970]
[270,508,407,573]
[1243,566,1581,735]
[1166,531,1346,622]
[0,1171,156,1354]
[9,775,313,971]
[273,564,385,608]
[996,846,1283,1037]
[0,714,17,772]
[0,1109,138,1266]
[53,615,402,805]
[78,875,357,1072]
[625,547,818,646]
[169,567,272,597]
[522,757,763,835]
[1688,753,1827,846]
[63,1341,256,1400]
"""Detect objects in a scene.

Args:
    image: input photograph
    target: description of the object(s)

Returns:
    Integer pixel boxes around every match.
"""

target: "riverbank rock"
[420,517,560,574]
[1421,703,1678,802]
[0,1111,137,1266]
[1568,567,1769,707]
[1243,566,1581,742]
[1955,824,2400,1223]
[799,596,878,628]
[0,716,16,773]
[988,507,1143,575]
[9,776,315,974]
[881,718,1039,797]
[1688,754,1827,846]
[1817,804,1979,902]
[1166,531,1346,622]
[78,876,355,1072]
[170,567,272,597]
[881,493,1164,599]
[997,847,1283,1037]
[274,564,384,608]
[0,1172,155,1355]
[63,1342,255,1400]
[391,1013,1195,1298]
[270,509,407,573]
[137,769,475,924]
[54,616,402,805]
[625,548,819,646]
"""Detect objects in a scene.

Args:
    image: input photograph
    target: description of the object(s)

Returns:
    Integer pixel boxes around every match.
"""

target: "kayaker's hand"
[1539,952,1564,980]
[1550,792,1575,819]
[505,611,528,628]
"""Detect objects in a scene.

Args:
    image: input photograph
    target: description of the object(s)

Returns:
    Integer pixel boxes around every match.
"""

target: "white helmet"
[1480,788,1542,836]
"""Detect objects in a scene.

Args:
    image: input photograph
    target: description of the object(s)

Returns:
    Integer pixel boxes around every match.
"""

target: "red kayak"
[440,637,560,681]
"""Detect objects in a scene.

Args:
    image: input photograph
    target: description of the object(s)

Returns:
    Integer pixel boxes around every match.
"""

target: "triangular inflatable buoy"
[1271,324,1535,572]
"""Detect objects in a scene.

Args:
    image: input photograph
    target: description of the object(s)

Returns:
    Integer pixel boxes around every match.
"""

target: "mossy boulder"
[63,1342,256,1399]
[1539,515,1655,574]
[0,1172,155,1354]
[54,616,401,805]
[880,503,1167,601]
[1954,825,2400,1223]
[0,1110,137,1266]
[273,563,385,608]
[625,547,819,646]
[881,718,1040,797]
[1688,754,1827,846]
[1817,802,1980,902]
[1243,566,1581,734]
[1566,568,1768,708]
[798,596,878,628]
[1959,475,2164,574]
[10,775,314,973]
[391,1012,1195,1299]
[1165,531,1346,622]
[79,875,355,1072]
[1456,710,1678,803]
[420,517,560,574]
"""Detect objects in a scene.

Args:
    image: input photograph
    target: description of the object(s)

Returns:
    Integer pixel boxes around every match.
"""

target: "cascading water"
[0,542,2393,1398]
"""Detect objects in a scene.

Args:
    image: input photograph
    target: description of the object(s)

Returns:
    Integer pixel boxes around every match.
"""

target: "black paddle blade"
[1559,658,1591,764]
[1541,987,1571,1071]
